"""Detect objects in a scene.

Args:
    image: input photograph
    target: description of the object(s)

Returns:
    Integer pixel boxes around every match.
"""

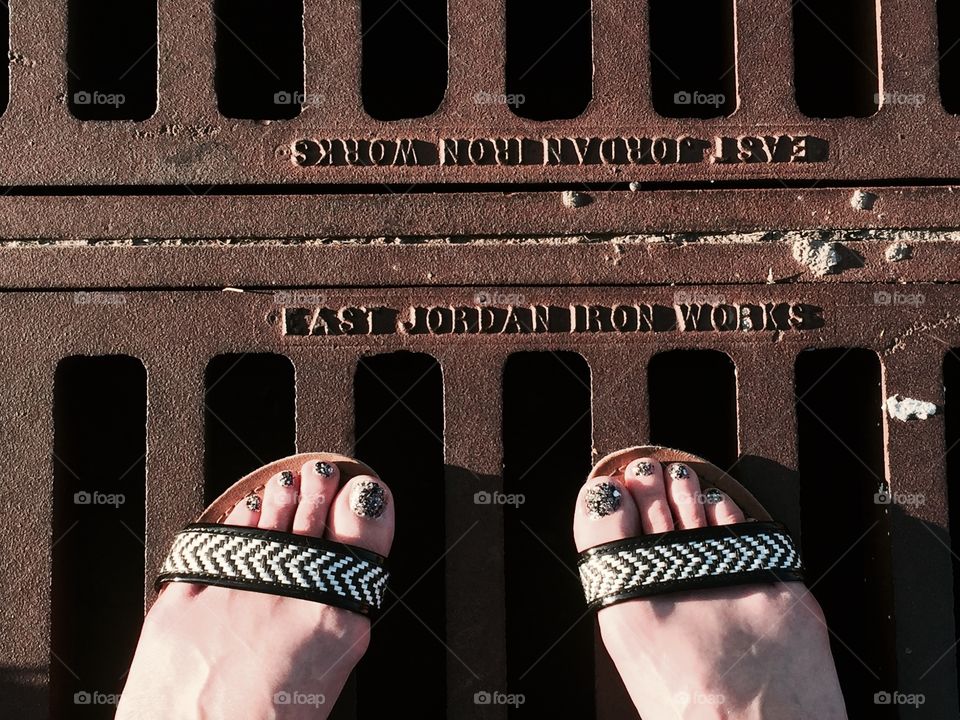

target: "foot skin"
[116,460,394,720]
[574,458,848,720]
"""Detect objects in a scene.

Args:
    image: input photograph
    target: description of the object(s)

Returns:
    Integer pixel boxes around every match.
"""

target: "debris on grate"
[791,236,842,276]
[561,190,591,209]
[850,190,878,211]
[885,394,938,421]
[884,242,912,262]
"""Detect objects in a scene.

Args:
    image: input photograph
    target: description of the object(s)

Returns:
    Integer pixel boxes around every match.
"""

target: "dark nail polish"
[315,461,334,478]
[585,482,622,518]
[278,471,295,487]
[350,480,387,518]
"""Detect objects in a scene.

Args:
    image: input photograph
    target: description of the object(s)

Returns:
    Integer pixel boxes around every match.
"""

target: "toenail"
[585,482,622,518]
[669,464,690,480]
[634,461,655,477]
[315,461,334,478]
[350,480,388,518]
[245,493,262,512]
[704,488,724,504]
[278,471,295,487]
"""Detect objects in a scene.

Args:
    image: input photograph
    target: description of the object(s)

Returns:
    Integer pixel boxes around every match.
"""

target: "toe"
[622,458,674,534]
[223,491,263,527]
[664,462,707,529]
[293,459,340,537]
[573,477,641,552]
[325,474,395,557]
[258,470,300,531]
[703,487,746,525]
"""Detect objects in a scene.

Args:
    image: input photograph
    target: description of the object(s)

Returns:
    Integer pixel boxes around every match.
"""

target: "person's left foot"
[116,458,394,720]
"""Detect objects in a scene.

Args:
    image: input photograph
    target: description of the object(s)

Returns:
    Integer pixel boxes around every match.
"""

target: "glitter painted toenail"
[315,461,334,477]
[350,480,388,518]
[278,471,295,487]
[585,482,622,518]
[704,488,724,504]
[245,493,262,512]
[634,461,655,477]
[669,464,690,480]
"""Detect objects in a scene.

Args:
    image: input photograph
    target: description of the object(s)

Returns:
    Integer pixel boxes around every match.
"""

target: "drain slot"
[793,0,880,117]
[204,354,296,503]
[796,349,896,718]
[51,356,146,719]
[505,0,592,120]
[945,350,960,699]
[353,353,445,719]
[503,352,594,717]
[649,350,738,469]
[361,0,448,120]
[66,0,157,120]
[649,0,737,118]
[214,0,304,120]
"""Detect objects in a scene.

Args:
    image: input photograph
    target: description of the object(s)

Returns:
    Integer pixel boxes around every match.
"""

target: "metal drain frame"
[0,185,958,718]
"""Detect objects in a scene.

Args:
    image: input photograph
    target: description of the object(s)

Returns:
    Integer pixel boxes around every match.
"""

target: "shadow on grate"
[350,352,446,719]
[214,0,304,120]
[204,353,296,503]
[51,356,147,719]
[792,0,880,118]
[361,0,448,120]
[796,349,896,719]
[503,352,594,717]
[649,349,738,470]
[649,0,737,119]
[505,0,592,120]
[66,0,157,121]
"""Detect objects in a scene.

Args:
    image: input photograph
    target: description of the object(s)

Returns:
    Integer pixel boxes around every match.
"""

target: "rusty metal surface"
[0,280,957,718]
[0,0,956,185]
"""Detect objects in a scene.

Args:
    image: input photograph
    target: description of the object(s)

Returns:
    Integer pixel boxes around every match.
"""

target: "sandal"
[156,453,390,616]
[578,446,803,610]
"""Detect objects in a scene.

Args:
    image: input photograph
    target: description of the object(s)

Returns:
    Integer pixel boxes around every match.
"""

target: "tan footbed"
[198,452,379,524]
[588,445,772,522]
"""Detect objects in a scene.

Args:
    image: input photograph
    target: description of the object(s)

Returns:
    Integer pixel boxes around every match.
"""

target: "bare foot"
[116,459,394,719]
[574,456,848,720]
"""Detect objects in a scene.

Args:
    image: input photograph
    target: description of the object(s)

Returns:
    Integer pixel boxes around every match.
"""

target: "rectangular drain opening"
[945,348,960,701]
[649,0,737,118]
[51,356,146,719]
[938,0,960,114]
[204,354,296,503]
[361,0,448,120]
[503,352,594,717]
[505,0,592,120]
[353,352,446,719]
[795,348,896,719]
[214,0,305,120]
[66,0,157,120]
[649,350,738,469]
[792,0,880,117]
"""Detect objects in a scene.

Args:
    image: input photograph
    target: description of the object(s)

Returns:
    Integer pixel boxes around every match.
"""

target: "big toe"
[325,474,395,557]
[573,476,642,553]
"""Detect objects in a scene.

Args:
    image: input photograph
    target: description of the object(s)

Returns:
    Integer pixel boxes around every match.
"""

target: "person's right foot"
[574,456,848,720]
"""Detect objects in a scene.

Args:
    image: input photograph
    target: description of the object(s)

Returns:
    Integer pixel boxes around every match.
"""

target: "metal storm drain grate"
[1,1,960,720]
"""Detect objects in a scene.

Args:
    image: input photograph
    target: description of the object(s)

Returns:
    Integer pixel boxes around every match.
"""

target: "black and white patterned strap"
[156,524,389,616]
[578,521,803,609]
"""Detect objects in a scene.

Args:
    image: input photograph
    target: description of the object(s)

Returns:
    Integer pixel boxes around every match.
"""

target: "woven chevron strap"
[578,521,803,609]
[157,524,389,616]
